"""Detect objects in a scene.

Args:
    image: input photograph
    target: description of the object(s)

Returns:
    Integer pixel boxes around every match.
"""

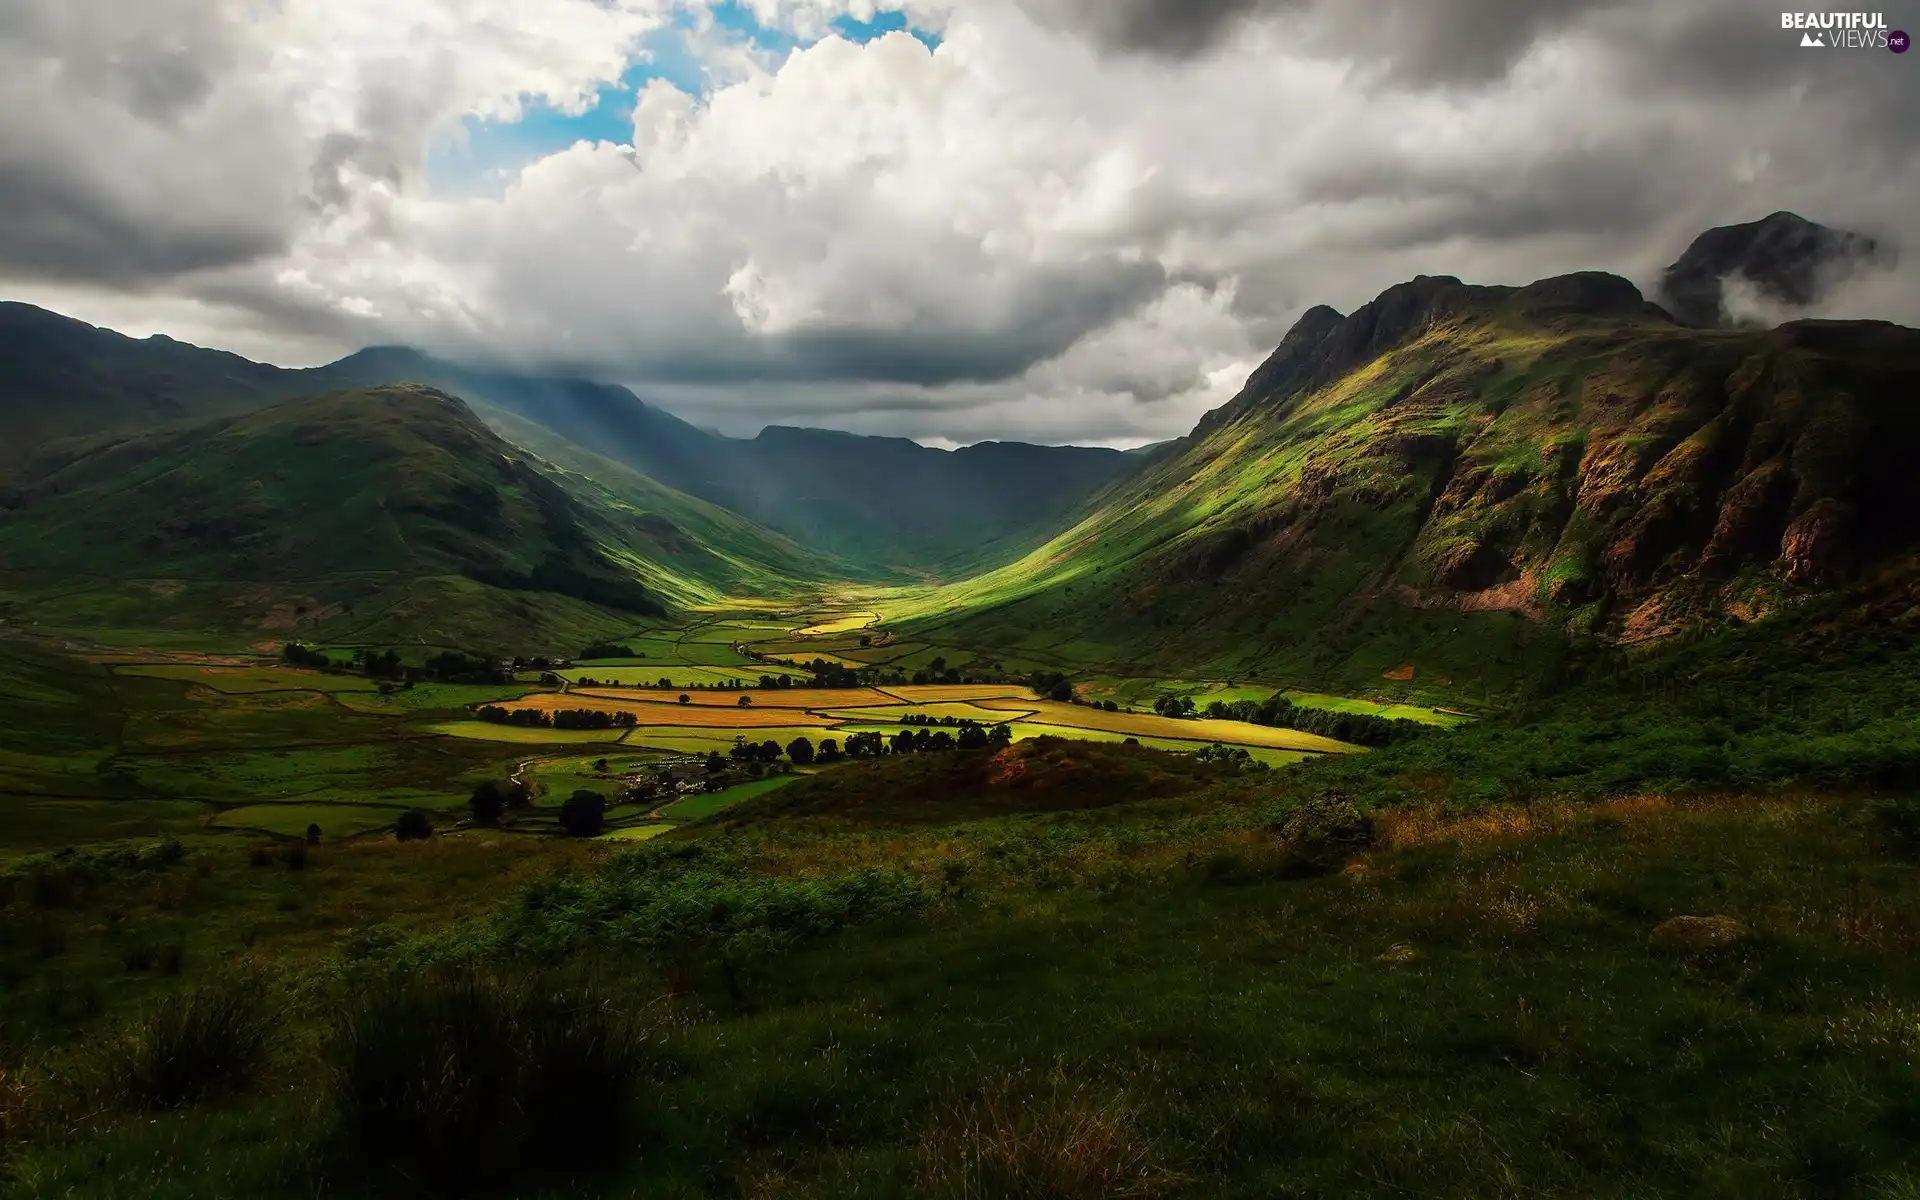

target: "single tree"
[759,740,780,761]
[786,736,815,765]
[818,738,841,762]
[678,694,692,705]
[705,751,726,774]
[305,822,323,845]
[468,781,507,826]
[559,790,607,837]
[737,694,753,707]
[957,723,988,751]
[394,809,434,841]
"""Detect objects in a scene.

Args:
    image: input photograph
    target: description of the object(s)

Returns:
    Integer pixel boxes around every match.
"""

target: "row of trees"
[1150,692,1430,748]
[281,643,507,685]
[474,705,639,731]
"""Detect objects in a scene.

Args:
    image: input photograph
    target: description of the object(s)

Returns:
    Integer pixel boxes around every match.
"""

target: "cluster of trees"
[579,642,641,660]
[910,656,964,686]
[726,739,790,764]
[280,644,508,685]
[1027,671,1078,702]
[474,705,639,731]
[808,660,864,688]
[1194,743,1271,774]
[1149,691,1430,748]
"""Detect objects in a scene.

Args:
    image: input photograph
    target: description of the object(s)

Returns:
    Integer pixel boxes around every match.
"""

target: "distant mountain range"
[0,304,1134,574]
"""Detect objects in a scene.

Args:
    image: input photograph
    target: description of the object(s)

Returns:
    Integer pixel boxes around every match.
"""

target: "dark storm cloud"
[0,168,287,282]
[583,259,1171,388]
[1298,138,1696,250]
[1014,0,1282,59]
[0,0,302,284]
[1020,0,1626,85]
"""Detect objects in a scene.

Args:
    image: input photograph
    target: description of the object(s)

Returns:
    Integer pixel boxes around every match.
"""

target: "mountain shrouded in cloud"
[1,0,1916,447]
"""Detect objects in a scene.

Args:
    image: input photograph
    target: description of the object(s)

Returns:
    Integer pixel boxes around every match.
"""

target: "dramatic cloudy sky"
[3,0,1916,446]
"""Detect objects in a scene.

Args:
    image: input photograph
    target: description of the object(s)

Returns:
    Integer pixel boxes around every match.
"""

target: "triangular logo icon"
[1800,31,1824,46]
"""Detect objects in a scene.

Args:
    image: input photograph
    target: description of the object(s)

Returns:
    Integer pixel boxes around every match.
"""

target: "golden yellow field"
[790,612,879,636]
[878,684,1033,703]
[495,693,837,728]
[816,702,1029,724]
[571,687,899,709]
[974,699,1360,752]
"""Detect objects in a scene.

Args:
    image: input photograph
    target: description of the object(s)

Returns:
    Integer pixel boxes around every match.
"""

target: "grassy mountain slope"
[0,302,285,471]
[890,272,1920,699]
[0,386,682,645]
[477,408,856,606]
[312,347,1139,572]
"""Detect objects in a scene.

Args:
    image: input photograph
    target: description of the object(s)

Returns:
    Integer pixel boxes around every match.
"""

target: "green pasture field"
[428,721,634,745]
[0,798,210,855]
[597,822,674,841]
[211,803,412,839]
[333,682,538,715]
[1282,689,1471,727]
[997,722,1315,766]
[110,664,382,694]
[559,664,811,687]
[659,773,802,820]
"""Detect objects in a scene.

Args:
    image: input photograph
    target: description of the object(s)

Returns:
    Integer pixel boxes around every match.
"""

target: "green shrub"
[326,971,644,1194]
[1273,795,1375,878]
[395,810,435,841]
[98,979,270,1110]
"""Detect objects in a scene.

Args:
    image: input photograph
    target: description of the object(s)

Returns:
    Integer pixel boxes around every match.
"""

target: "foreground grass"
[4,742,1918,1197]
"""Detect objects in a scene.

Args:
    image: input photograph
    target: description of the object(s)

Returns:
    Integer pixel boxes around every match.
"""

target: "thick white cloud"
[2,0,1915,445]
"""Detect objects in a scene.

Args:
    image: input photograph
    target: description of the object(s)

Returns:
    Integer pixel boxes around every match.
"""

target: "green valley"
[3,251,1920,1198]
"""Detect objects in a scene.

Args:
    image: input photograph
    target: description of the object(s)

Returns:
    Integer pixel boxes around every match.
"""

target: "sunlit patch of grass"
[915,1065,1185,1200]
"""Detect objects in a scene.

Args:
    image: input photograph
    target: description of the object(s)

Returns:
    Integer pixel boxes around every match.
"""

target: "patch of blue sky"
[425,4,938,197]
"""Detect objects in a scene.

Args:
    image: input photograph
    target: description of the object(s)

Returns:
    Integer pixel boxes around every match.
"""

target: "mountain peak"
[1659,212,1890,328]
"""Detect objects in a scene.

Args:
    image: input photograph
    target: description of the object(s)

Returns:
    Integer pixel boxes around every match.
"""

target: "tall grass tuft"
[326,970,646,1195]
[98,978,270,1111]
[917,1065,1183,1200]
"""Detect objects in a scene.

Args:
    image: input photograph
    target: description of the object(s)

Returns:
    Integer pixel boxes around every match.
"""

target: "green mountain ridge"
[0,385,784,646]
[891,271,1920,695]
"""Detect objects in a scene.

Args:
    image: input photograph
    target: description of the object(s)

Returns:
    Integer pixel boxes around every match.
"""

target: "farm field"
[496,693,840,728]
[598,822,674,841]
[659,774,802,820]
[976,698,1360,752]
[570,686,901,709]
[790,611,879,636]
[561,664,812,686]
[428,721,634,744]
[1283,690,1472,727]
[0,600,1410,853]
